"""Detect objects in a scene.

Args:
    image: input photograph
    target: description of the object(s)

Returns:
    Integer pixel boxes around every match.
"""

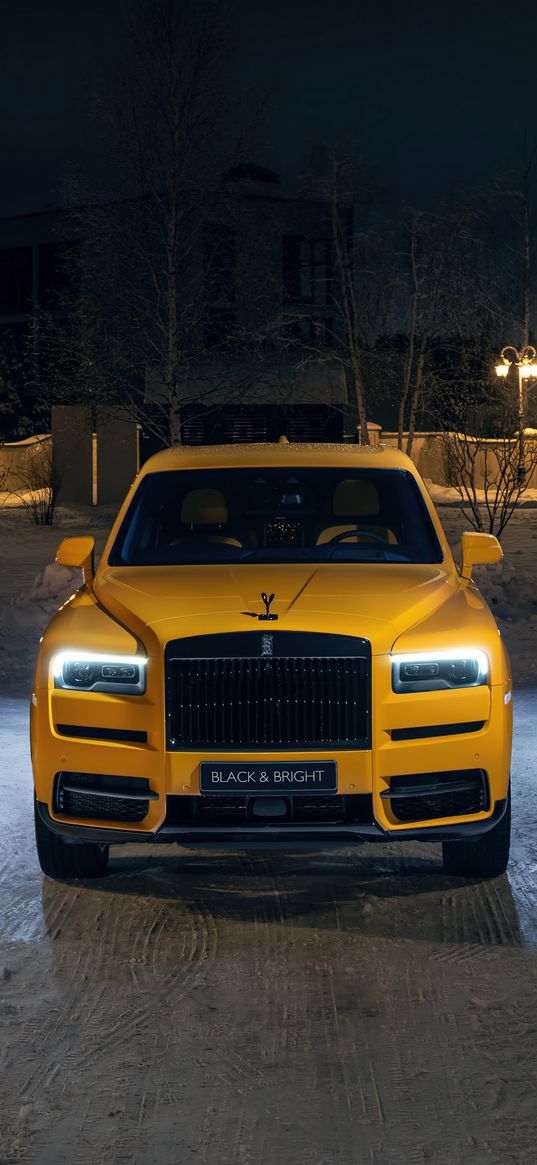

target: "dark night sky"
[1,0,537,217]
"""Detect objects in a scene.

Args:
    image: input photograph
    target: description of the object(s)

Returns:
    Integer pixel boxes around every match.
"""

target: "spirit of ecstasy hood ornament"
[241,591,278,621]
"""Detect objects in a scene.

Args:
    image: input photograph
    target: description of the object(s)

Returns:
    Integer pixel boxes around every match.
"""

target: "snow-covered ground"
[438,503,537,685]
[2,689,537,1164]
[424,479,537,507]
[0,506,114,695]
[0,494,536,693]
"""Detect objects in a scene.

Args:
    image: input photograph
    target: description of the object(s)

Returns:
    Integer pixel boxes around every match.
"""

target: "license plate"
[200,761,337,795]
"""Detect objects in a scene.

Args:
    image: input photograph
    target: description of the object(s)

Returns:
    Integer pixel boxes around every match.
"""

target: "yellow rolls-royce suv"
[31,442,512,880]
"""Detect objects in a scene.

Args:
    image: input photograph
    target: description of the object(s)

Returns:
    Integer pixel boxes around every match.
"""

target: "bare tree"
[287,143,393,445]
[42,0,265,447]
[438,371,537,538]
[0,328,47,442]
[443,427,537,538]
[493,139,537,473]
[8,439,61,526]
[395,202,480,456]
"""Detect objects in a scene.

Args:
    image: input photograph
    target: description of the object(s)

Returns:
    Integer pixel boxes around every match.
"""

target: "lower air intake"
[55,773,151,823]
[388,770,488,823]
[164,793,373,828]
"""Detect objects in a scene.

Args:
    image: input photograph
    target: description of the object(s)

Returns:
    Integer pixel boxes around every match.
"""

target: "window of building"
[282,236,331,304]
[179,403,343,446]
[38,241,78,310]
[203,223,236,348]
[0,247,33,315]
[203,222,236,303]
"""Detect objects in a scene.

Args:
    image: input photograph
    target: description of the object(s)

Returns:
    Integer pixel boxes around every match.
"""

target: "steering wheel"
[326,528,388,545]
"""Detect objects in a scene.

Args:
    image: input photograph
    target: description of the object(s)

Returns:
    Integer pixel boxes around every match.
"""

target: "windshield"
[109,467,443,567]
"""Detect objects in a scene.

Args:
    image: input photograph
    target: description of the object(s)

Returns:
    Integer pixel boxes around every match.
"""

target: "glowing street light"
[495,345,537,484]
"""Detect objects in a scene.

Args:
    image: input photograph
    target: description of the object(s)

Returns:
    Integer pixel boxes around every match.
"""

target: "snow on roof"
[140,442,415,475]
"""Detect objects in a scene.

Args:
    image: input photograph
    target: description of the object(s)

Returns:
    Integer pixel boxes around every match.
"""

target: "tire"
[34,800,109,880]
[442,789,511,879]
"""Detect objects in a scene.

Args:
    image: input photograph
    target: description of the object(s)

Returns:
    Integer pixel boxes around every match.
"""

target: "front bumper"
[36,795,509,847]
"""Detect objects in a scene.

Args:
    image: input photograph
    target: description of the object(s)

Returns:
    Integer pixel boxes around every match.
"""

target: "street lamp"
[495,345,537,484]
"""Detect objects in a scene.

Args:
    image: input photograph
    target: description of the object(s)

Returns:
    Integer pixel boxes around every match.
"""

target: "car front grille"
[165,631,371,750]
[387,770,488,823]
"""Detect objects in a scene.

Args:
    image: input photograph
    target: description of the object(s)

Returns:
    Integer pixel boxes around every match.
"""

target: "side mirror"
[56,536,95,587]
[460,531,502,581]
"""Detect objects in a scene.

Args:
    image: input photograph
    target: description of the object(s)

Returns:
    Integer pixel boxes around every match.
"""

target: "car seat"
[175,487,243,548]
[315,479,397,545]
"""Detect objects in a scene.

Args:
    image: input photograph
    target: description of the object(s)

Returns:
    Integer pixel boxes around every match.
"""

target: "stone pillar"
[52,405,93,505]
[355,422,382,445]
[96,408,139,506]
[367,422,382,446]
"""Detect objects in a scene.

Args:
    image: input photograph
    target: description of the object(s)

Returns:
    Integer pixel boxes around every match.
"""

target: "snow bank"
[23,561,81,607]
[426,478,537,507]
[0,562,82,694]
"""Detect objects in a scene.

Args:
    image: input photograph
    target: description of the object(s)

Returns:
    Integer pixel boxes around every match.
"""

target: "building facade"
[0,166,354,449]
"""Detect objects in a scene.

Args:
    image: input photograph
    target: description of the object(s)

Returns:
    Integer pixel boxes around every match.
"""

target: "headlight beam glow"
[391,649,489,693]
[52,651,148,694]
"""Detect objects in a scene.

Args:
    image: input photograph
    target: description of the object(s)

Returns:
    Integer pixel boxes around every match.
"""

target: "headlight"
[53,652,147,694]
[392,650,488,693]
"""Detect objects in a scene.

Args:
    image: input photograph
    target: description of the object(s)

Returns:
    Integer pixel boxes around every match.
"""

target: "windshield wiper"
[324,545,412,563]
[324,544,388,562]
[237,548,312,562]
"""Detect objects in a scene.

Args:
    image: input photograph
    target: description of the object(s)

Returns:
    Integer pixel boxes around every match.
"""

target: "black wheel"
[34,800,109,880]
[442,789,511,879]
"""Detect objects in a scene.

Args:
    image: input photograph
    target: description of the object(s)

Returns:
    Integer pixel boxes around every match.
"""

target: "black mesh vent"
[56,773,151,823]
[60,789,149,822]
[164,793,373,828]
[193,796,249,826]
[165,633,371,750]
[389,770,487,823]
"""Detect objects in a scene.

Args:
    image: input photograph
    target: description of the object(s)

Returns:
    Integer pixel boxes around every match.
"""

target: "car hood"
[95,562,459,655]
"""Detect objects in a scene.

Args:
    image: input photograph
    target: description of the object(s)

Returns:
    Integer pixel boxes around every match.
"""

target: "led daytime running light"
[53,651,147,679]
[392,649,488,678]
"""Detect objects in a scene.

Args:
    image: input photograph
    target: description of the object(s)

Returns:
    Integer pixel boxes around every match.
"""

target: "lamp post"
[495,345,537,485]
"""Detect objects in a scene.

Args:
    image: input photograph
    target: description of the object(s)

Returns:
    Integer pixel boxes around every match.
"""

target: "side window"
[203,223,236,349]
[38,241,79,309]
[0,247,33,314]
[282,236,331,304]
[203,222,236,302]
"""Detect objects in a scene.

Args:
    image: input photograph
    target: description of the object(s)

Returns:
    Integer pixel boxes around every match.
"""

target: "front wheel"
[34,800,109,880]
[442,789,511,879]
